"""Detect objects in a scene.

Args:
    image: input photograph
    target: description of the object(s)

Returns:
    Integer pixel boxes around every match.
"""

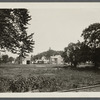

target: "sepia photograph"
[0,3,100,97]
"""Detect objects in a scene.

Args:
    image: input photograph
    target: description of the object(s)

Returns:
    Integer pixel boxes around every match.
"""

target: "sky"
[2,3,100,57]
[28,3,100,55]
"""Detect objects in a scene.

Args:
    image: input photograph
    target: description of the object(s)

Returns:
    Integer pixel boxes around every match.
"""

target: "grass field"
[0,64,100,92]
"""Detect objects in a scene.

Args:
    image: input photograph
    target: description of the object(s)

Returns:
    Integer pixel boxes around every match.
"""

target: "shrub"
[0,77,11,92]
[9,76,29,92]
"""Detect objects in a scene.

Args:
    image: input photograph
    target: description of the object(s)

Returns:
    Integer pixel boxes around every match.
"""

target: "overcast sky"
[28,3,100,55]
[3,3,100,57]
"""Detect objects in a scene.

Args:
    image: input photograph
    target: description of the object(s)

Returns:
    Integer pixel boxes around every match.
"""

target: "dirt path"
[78,86,100,92]
[60,84,100,92]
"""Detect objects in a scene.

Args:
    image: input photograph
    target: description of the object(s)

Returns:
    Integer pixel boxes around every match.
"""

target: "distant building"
[22,56,31,64]
[41,56,49,64]
[50,55,64,64]
[34,56,49,64]
[34,55,64,64]
[15,55,32,64]
[16,54,64,65]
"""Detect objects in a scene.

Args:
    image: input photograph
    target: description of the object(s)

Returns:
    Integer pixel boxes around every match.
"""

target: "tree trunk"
[73,62,77,68]
[71,62,73,66]
[94,62,99,69]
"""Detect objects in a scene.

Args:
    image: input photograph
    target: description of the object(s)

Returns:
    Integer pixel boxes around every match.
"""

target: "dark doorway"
[27,60,30,64]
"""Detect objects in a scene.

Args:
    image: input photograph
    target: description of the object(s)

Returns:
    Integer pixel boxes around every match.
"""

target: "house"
[34,55,64,64]
[15,55,32,64]
[50,55,64,64]
[41,56,49,64]
[22,56,31,64]
[34,56,49,64]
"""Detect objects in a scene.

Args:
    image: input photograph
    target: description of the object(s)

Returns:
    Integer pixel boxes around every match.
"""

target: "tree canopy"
[62,42,80,67]
[62,42,92,67]
[81,23,100,67]
[81,23,100,48]
[0,54,14,64]
[0,9,34,57]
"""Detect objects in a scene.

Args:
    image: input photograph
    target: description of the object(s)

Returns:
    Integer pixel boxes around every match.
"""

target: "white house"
[22,56,31,64]
[35,56,49,64]
[50,55,64,64]
[41,56,49,64]
[20,55,64,65]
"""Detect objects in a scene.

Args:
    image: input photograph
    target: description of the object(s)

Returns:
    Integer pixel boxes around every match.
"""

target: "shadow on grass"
[62,65,100,73]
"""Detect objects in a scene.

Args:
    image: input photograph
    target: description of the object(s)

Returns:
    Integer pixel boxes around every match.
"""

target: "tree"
[33,49,63,60]
[78,42,93,63]
[62,42,80,67]
[81,23,100,68]
[0,9,34,58]
[0,58,2,64]
[8,57,14,63]
[2,55,9,63]
[15,56,22,64]
[62,42,92,67]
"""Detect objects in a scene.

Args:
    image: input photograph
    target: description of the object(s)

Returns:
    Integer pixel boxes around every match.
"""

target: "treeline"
[0,55,14,64]
[62,23,100,69]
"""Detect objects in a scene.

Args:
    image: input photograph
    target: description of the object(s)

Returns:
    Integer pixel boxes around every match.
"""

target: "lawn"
[0,64,100,92]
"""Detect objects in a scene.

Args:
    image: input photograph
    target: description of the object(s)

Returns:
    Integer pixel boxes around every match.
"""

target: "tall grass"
[0,64,100,92]
[0,73,99,92]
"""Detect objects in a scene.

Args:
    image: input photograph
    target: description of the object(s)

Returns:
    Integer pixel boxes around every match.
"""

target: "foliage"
[33,49,63,60]
[62,42,92,67]
[78,42,93,63]
[0,64,100,92]
[15,56,21,64]
[2,55,9,63]
[81,23,100,48]
[81,23,100,68]
[8,57,14,63]
[0,54,14,64]
[0,9,34,58]
[62,42,80,67]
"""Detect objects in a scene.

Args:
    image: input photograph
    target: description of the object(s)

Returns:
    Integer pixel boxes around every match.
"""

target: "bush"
[26,76,65,92]
[6,75,66,92]
[9,77,29,92]
[0,77,11,92]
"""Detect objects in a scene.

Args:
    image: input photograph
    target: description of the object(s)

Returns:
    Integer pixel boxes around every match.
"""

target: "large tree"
[62,42,92,67]
[81,23,100,48]
[77,42,93,63]
[62,42,80,67]
[0,9,34,58]
[81,23,100,68]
